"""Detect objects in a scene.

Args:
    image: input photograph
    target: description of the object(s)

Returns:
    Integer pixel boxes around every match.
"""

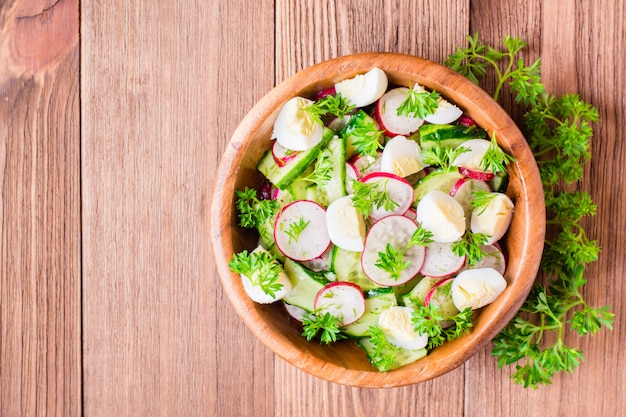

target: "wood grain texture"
[81,1,275,417]
[0,0,80,416]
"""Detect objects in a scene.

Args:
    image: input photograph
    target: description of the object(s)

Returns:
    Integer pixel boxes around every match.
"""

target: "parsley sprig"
[446,33,545,106]
[235,187,279,229]
[447,33,614,388]
[450,231,490,266]
[471,189,498,215]
[305,93,355,123]
[351,178,399,218]
[421,145,470,171]
[301,311,347,345]
[396,83,441,119]
[480,133,516,174]
[284,216,310,244]
[228,250,284,297]
[412,304,474,350]
[366,325,402,372]
[300,153,333,186]
[350,122,385,157]
[374,224,434,281]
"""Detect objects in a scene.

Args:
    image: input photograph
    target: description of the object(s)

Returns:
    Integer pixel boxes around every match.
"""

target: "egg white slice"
[335,67,388,108]
[379,306,428,350]
[470,193,514,245]
[416,190,466,243]
[380,135,425,178]
[325,195,366,252]
[272,96,324,151]
[451,267,507,310]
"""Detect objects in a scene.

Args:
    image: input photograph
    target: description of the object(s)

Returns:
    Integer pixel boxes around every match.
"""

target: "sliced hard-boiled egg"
[416,190,466,242]
[272,96,325,151]
[325,195,366,252]
[471,192,515,245]
[424,97,463,124]
[378,306,428,350]
[240,246,293,304]
[335,67,388,108]
[450,138,491,171]
[450,267,507,310]
[380,135,426,178]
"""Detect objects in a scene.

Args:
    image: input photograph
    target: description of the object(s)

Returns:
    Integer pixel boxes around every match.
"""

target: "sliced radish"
[467,244,506,275]
[350,152,382,178]
[345,162,359,194]
[470,192,514,245]
[326,195,366,252]
[451,138,491,171]
[375,87,425,136]
[361,172,414,219]
[361,215,425,286]
[458,166,495,181]
[327,114,351,132]
[404,207,417,221]
[420,241,466,277]
[315,87,336,100]
[301,245,334,272]
[240,246,293,304]
[451,267,507,310]
[450,177,491,224]
[378,306,428,350]
[284,302,307,323]
[424,98,463,124]
[314,281,366,326]
[334,67,388,108]
[415,190,466,243]
[380,135,425,178]
[273,96,325,151]
[423,277,454,307]
[272,140,300,167]
[458,115,477,127]
[274,200,331,261]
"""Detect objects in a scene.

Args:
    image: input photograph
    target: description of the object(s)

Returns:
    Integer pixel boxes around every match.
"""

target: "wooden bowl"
[210,53,545,387]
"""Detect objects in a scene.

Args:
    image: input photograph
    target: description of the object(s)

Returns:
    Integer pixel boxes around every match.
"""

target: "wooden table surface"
[1,1,624,416]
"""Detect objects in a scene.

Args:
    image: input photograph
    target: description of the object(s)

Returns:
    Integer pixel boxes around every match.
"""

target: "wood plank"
[81,1,275,416]
[0,1,81,416]
[467,1,626,416]
[273,2,470,416]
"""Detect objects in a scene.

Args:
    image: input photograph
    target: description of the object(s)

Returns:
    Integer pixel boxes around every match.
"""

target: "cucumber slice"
[418,123,487,151]
[257,128,334,190]
[303,134,347,207]
[356,336,427,372]
[331,246,380,291]
[413,170,463,204]
[283,259,327,311]
[342,288,397,337]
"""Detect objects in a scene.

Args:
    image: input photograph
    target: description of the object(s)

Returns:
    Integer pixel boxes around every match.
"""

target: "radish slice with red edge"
[423,277,454,307]
[467,244,506,275]
[458,115,477,127]
[274,200,331,261]
[375,87,425,136]
[283,302,307,324]
[350,152,382,178]
[404,207,417,221]
[314,282,365,326]
[361,215,425,286]
[272,140,300,167]
[361,172,414,220]
[420,241,466,278]
[345,162,359,194]
[458,166,495,181]
[315,87,336,100]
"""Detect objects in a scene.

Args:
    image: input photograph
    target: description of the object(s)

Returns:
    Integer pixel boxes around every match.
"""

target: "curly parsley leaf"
[480,133,516,174]
[284,216,311,244]
[235,187,279,229]
[421,145,470,171]
[228,250,284,297]
[450,232,490,266]
[302,311,346,345]
[367,325,401,372]
[351,178,399,218]
[396,84,441,119]
[412,304,473,350]
[305,93,355,122]
[375,243,411,281]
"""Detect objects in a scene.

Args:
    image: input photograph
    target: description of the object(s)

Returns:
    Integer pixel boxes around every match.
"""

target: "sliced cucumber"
[303,134,347,207]
[418,123,487,151]
[331,246,380,291]
[257,128,334,190]
[342,288,397,338]
[356,337,427,372]
[413,170,463,204]
[282,259,327,311]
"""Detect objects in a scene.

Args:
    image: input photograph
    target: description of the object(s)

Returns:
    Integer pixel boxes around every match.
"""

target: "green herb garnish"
[228,250,284,297]
[235,187,279,229]
[367,325,401,372]
[480,133,516,173]
[301,311,346,345]
[396,83,441,119]
[412,304,473,350]
[283,216,310,244]
[351,179,399,218]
